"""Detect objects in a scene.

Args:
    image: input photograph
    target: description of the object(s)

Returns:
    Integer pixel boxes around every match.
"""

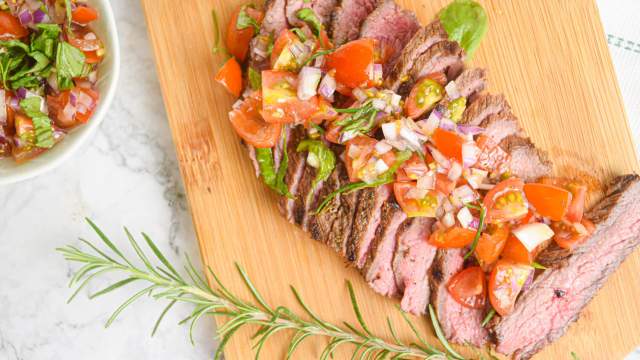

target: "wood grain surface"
[141,0,640,358]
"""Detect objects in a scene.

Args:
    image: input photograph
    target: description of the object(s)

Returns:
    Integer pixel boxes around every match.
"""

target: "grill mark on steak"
[499,135,553,182]
[331,0,381,46]
[397,41,465,96]
[480,111,523,145]
[386,20,449,91]
[351,185,393,268]
[286,0,339,29]
[393,217,437,315]
[461,93,511,126]
[430,249,488,346]
[492,174,640,360]
[278,126,307,221]
[363,200,407,297]
[360,0,420,75]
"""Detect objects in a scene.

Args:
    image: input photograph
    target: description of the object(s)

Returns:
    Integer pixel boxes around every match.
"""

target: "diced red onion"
[375,141,392,155]
[439,118,456,131]
[8,97,19,110]
[88,70,98,84]
[352,88,367,102]
[457,207,473,228]
[464,168,488,189]
[406,187,428,200]
[18,10,32,25]
[232,100,243,110]
[417,172,435,190]
[63,103,76,120]
[448,161,463,181]
[512,223,555,252]
[445,81,461,100]
[461,142,480,168]
[452,185,477,204]
[400,126,422,151]
[522,271,535,291]
[69,91,78,107]
[371,98,386,111]
[0,90,6,126]
[369,63,383,84]
[468,217,480,230]
[375,159,389,174]
[457,124,485,135]
[442,212,455,228]
[33,9,46,23]
[428,145,450,169]
[297,66,321,101]
[16,88,27,99]
[381,121,399,141]
[47,72,59,92]
[477,183,495,191]
[314,55,325,68]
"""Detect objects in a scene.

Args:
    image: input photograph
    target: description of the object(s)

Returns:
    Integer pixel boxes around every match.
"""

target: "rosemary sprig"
[481,308,495,327]
[58,219,466,360]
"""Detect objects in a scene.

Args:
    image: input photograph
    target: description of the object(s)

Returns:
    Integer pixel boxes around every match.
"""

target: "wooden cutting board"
[141,0,640,358]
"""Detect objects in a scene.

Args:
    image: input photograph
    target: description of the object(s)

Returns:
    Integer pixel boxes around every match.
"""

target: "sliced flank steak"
[278,126,308,221]
[461,93,511,126]
[386,20,449,91]
[499,135,553,182]
[360,0,420,74]
[492,174,640,360]
[397,41,465,96]
[331,0,380,46]
[393,217,437,315]
[480,111,523,145]
[351,185,393,268]
[430,249,488,346]
[454,68,488,99]
[285,0,339,29]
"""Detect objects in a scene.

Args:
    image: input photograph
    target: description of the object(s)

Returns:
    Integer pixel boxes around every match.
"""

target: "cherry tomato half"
[324,38,375,88]
[483,177,529,223]
[551,219,595,250]
[428,226,477,249]
[0,11,28,40]
[261,70,320,124]
[475,223,510,269]
[447,266,487,309]
[226,6,263,62]
[394,182,439,218]
[228,92,282,148]
[489,260,534,316]
[215,57,243,97]
[523,183,572,221]
[405,77,445,119]
[72,6,99,24]
[431,128,464,164]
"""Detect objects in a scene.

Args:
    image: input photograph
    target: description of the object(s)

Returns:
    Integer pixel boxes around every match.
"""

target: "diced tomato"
[48,86,100,128]
[428,226,477,248]
[215,57,243,97]
[0,11,28,40]
[270,29,305,71]
[83,50,102,64]
[483,177,529,223]
[308,98,338,124]
[475,224,510,269]
[67,27,102,52]
[324,38,375,88]
[447,267,487,309]
[325,121,342,144]
[405,77,445,119]
[261,70,320,123]
[489,260,534,316]
[435,173,456,196]
[501,235,535,264]
[394,182,439,218]
[431,128,464,163]
[72,6,99,24]
[345,136,377,181]
[228,92,282,148]
[226,6,263,62]
[541,178,588,223]
[551,219,595,250]
[397,153,430,181]
[317,28,333,50]
[523,183,571,221]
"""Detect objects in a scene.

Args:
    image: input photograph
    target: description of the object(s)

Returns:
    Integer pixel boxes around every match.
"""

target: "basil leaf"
[56,41,86,90]
[296,8,322,36]
[236,6,260,32]
[31,24,61,58]
[439,0,488,57]
[291,28,308,42]
[296,139,335,189]
[315,150,412,213]
[64,0,73,34]
[255,131,293,198]
[248,67,261,91]
[20,96,54,148]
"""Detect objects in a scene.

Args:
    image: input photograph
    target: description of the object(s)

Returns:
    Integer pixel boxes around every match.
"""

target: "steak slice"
[492,174,640,360]
[393,217,437,315]
[278,126,307,221]
[286,0,339,29]
[430,249,488,346]
[331,0,380,46]
[480,111,523,145]
[398,41,465,96]
[360,0,420,74]
[386,20,449,91]
[249,0,288,70]
[499,135,553,182]
[293,163,319,226]
[351,185,393,268]
[363,200,407,296]
[454,68,487,98]
[461,93,511,126]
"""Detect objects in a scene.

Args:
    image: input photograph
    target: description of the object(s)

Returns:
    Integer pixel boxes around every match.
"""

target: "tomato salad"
[0,0,104,163]
[215,3,594,319]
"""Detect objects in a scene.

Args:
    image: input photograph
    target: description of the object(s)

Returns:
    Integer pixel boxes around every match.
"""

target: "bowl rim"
[0,0,121,186]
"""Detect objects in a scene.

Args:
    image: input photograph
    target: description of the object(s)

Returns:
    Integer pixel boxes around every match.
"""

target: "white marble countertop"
[0,0,637,359]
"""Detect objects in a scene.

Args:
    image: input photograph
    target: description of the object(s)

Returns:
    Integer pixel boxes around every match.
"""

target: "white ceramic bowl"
[0,0,120,185]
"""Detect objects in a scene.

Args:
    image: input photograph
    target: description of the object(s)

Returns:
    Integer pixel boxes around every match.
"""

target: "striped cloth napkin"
[597,0,640,156]
[597,2,640,358]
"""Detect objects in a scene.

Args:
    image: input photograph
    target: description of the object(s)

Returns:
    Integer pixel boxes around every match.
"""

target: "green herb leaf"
[31,24,61,58]
[56,41,86,90]
[296,8,322,36]
[236,5,260,32]
[296,139,336,190]
[439,0,488,57]
[255,130,293,198]
[247,67,262,91]
[64,0,73,34]
[463,203,486,260]
[301,48,334,67]
[291,28,308,42]
[532,261,547,270]
[20,96,54,148]
[571,351,580,360]
[428,304,465,360]
[315,150,411,213]
[334,100,380,137]
[481,308,496,327]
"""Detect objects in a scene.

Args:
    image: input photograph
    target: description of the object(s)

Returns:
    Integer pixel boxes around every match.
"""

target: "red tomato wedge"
[394,182,439,218]
[431,128,464,163]
[405,77,445,119]
[523,183,572,221]
[0,11,28,40]
[72,6,99,24]
[475,224,510,269]
[261,70,320,124]
[428,226,477,249]
[324,38,375,88]
[447,267,487,309]
[270,29,298,69]
[435,173,456,196]
[48,86,100,128]
[483,177,529,223]
[228,92,282,148]
[215,57,243,97]
[501,235,535,264]
[396,153,430,181]
[489,260,534,316]
[551,219,596,250]
[345,136,377,181]
[226,6,263,62]
[541,177,588,223]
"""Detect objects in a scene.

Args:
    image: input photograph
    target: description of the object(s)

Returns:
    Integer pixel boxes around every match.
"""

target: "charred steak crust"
[351,185,392,268]
[360,0,421,74]
[499,135,553,182]
[492,174,640,359]
[331,0,381,46]
[461,93,511,126]
[454,68,488,98]
[480,111,523,145]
